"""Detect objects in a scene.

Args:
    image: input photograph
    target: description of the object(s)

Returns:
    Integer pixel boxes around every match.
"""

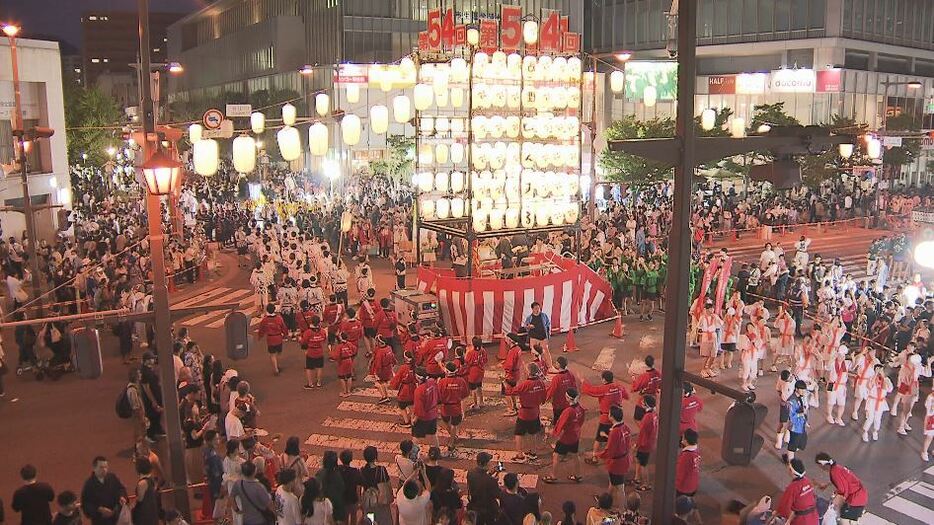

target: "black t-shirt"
[51,511,82,525]
[338,465,362,505]
[11,482,55,525]
[140,365,162,404]
[395,260,406,276]
[527,313,547,340]
[498,492,526,525]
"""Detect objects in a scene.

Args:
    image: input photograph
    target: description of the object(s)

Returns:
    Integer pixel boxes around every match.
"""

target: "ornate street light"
[141,148,182,195]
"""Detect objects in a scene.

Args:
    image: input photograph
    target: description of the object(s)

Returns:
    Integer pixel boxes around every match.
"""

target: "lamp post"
[875,77,922,219]
[137,0,189,517]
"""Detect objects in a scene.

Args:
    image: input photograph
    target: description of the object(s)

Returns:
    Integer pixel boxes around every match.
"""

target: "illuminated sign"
[624,61,678,101]
[736,73,768,94]
[770,68,816,93]
[816,69,842,92]
[708,75,736,94]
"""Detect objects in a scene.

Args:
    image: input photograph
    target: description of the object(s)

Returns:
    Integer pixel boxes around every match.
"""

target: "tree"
[599,115,676,185]
[64,85,122,165]
[370,135,414,182]
[883,113,922,174]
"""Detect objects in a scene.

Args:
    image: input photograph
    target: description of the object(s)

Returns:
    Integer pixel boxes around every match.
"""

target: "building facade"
[588,0,934,184]
[0,38,71,239]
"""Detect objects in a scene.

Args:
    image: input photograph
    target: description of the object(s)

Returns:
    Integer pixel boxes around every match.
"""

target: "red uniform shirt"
[553,404,586,444]
[256,314,288,346]
[506,377,547,420]
[369,345,396,382]
[776,476,819,525]
[337,341,356,376]
[632,368,662,396]
[359,300,379,329]
[296,310,315,333]
[390,364,416,402]
[464,347,488,383]
[680,394,704,433]
[323,303,344,329]
[503,346,523,382]
[375,309,398,338]
[413,379,439,420]
[437,376,469,417]
[300,327,328,358]
[340,318,363,344]
[829,464,868,507]
[581,381,630,424]
[635,410,658,453]
[601,422,632,475]
[546,371,578,412]
[674,447,701,494]
[397,324,412,347]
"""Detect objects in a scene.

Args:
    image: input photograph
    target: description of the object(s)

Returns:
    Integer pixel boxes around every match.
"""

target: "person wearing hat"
[249,261,270,312]
[544,387,585,484]
[504,362,547,462]
[697,299,723,378]
[775,458,819,525]
[784,380,811,463]
[824,345,851,426]
[675,428,700,499]
[390,351,417,426]
[256,303,288,376]
[771,304,797,372]
[545,356,577,424]
[849,344,879,423]
[679,382,703,435]
[412,367,441,449]
[857,363,891,443]
[501,335,524,417]
[299,315,328,389]
[139,351,165,441]
[633,395,658,491]
[464,337,488,412]
[582,370,629,465]
[893,353,932,435]
[814,452,867,524]
[437,362,469,452]
[370,336,397,405]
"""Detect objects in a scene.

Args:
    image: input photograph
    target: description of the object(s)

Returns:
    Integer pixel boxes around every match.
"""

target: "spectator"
[80,456,126,525]
[301,477,333,525]
[521,493,542,525]
[230,461,274,525]
[394,479,432,525]
[618,493,648,525]
[672,496,695,525]
[359,446,392,525]
[202,430,224,519]
[315,451,346,524]
[131,457,159,525]
[556,501,580,525]
[498,473,526,525]
[275,470,302,525]
[11,464,54,525]
[338,450,362,525]
[584,493,616,525]
[51,491,81,525]
[280,436,311,492]
[466,452,500,525]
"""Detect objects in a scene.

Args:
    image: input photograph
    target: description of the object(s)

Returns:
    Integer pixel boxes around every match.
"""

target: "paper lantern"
[435,89,448,107]
[380,66,396,91]
[552,57,568,81]
[400,57,416,79]
[451,87,464,108]
[506,207,520,229]
[701,109,716,131]
[450,118,465,134]
[473,83,489,109]
[435,143,449,164]
[567,57,582,81]
[505,116,521,139]
[536,56,552,81]
[838,143,854,158]
[232,135,257,173]
[250,112,265,134]
[867,138,882,159]
[308,122,328,156]
[416,172,434,192]
[346,84,360,103]
[535,206,550,227]
[450,143,465,164]
[436,198,450,219]
[521,86,537,108]
[419,144,434,165]
[393,95,411,123]
[474,51,489,65]
[371,105,389,134]
[192,139,219,176]
[451,58,469,83]
[413,84,433,111]
[643,85,657,107]
[451,198,465,218]
[420,199,436,219]
[610,71,625,93]
[187,124,203,144]
[567,86,581,109]
[277,126,301,161]
[420,116,434,134]
[730,117,746,138]
[341,114,362,146]
[489,116,505,139]
[436,117,450,133]
[315,93,330,117]
[523,20,539,45]
[473,116,488,139]
[473,210,488,232]
[489,208,505,230]
[467,27,480,46]
[433,66,449,95]
[450,171,465,192]
[282,103,297,126]
[565,204,580,224]
[551,208,565,226]
[507,53,522,72]
[523,55,537,78]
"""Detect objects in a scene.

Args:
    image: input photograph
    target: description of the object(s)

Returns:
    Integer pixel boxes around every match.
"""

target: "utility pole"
[137,0,190,517]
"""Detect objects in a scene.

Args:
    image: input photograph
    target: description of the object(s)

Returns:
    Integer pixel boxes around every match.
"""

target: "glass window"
[809,0,825,29]
[873,0,883,35]
[700,0,714,38]
[729,0,743,35]
[714,0,729,36]
[743,0,757,33]
[758,0,773,34]
[774,0,790,31]
[852,0,864,33]
[791,0,807,30]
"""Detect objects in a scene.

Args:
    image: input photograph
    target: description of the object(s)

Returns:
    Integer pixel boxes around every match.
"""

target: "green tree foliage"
[600,115,676,185]
[883,113,922,170]
[370,135,414,181]
[64,85,122,165]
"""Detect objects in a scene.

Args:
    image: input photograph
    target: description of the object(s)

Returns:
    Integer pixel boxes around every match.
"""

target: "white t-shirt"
[395,488,431,525]
[302,498,333,525]
[226,411,245,440]
[275,486,302,525]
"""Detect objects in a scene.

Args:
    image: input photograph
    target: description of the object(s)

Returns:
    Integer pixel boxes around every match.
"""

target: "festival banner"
[713,256,733,316]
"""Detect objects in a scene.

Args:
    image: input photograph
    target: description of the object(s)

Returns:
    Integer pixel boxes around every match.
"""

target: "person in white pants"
[850,347,878,421]
[825,345,851,426]
[862,364,893,442]
[892,353,932,435]
[738,322,760,392]
[922,391,934,461]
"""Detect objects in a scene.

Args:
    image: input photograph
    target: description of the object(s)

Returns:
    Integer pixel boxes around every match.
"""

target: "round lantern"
[416,172,434,192]
[315,93,330,117]
[451,58,468,83]
[393,95,411,123]
[489,208,505,230]
[536,56,552,81]
[435,117,450,133]
[473,84,489,109]
[521,86,537,108]
[399,56,416,80]
[474,52,489,66]
[189,123,203,143]
[450,143,465,164]
[451,198,465,218]
[565,204,580,224]
[643,85,658,107]
[535,206,550,227]
[435,143,449,164]
[232,135,257,173]
[730,117,746,138]
[192,139,219,176]
[420,116,434,134]
[450,171,465,192]
[522,55,537,78]
[418,144,434,165]
[701,108,716,131]
[433,66,449,95]
[523,20,539,45]
[341,114,362,146]
[506,207,520,229]
[282,103,297,126]
[567,86,581,108]
[250,112,266,134]
[308,122,328,156]
[867,137,882,159]
[414,84,433,111]
[435,89,449,107]
[552,57,568,81]
[420,198,436,219]
[450,118,465,134]
[346,84,360,103]
[380,66,396,91]
[567,57,582,81]
[436,198,450,219]
[451,87,465,108]
[610,71,625,93]
[473,210,488,233]
[489,116,505,139]
[551,208,565,226]
[277,126,301,161]
[370,105,389,134]
[507,53,522,73]
[473,116,489,139]
[505,116,521,139]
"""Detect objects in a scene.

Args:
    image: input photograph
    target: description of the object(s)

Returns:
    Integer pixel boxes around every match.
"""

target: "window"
[774,0,790,31]
[743,0,757,33]
[791,0,807,30]
[758,0,773,34]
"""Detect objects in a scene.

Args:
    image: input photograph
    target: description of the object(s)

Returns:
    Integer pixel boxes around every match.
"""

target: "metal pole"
[7,33,43,313]
[652,0,696,523]
[137,0,190,517]
[875,79,891,222]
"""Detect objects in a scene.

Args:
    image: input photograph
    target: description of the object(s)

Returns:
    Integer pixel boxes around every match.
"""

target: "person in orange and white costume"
[861,364,892,443]
[892,354,932,435]
[921,391,934,461]
[697,301,723,378]
[849,346,878,422]
[738,322,761,392]
[793,334,821,409]
[688,295,705,347]
[743,301,771,377]
[809,324,830,384]
[771,305,796,373]
[823,318,847,367]
[825,345,851,426]
[720,306,742,370]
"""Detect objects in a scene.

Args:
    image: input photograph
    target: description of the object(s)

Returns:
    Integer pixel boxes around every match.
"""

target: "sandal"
[584,457,599,465]
[542,475,558,484]
[567,475,582,483]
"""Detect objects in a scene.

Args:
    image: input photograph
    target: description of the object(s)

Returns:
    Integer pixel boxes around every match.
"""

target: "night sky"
[1,0,206,50]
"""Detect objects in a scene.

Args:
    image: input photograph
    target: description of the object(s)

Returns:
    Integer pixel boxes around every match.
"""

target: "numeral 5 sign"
[500,5,522,51]
[424,7,462,51]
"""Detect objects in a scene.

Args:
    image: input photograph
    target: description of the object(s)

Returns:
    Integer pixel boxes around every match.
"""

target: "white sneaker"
[758,370,764,377]
[862,433,869,442]
[851,412,859,421]
[835,418,845,426]
[905,423,912,431]
[872,431,879,441]
[923,452,930,462]
[701,369,711,378]
[826,416,836,425]
[897,427,908,436]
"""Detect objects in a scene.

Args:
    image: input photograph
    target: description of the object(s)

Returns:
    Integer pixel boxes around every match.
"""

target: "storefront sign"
[816,69,842,93]
[735,73,767,94]
[883,136,903,147]
[225,104,252,118]
[922,136,934,151]
[624,61,678,100]
[334,64,368,84]
[708,75,736,94]
[770,68,816,93]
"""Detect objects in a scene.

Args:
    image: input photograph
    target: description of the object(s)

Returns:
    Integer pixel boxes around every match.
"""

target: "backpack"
[115,386,134,419]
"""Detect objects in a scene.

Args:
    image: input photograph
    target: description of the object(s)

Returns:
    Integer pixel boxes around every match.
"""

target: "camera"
[495,461,505,473]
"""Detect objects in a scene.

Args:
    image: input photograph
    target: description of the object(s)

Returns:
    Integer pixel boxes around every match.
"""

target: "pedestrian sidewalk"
[862,464,934,524]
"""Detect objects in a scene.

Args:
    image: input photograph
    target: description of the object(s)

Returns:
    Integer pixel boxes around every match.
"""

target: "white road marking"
[591,347,615,371]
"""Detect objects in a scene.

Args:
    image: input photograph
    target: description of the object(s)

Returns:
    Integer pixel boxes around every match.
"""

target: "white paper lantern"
[435,117,450,133]
[250,112,265,134]
[277,126,301,161]
[416,172,434,192]
[451,198,465,218]
[315,93,330,117]
[435,89,448,107]
[450,143,465,164]
[282,103,297,126]
[451,58,468,83]
[399,56,416,80]
[730,117,746,138]
[551,208,565,226]
[473,210,488,232]
[413,84,433,111]
[505,116,521,139]
[838,143,854,158]
[420,116,434,134]
[523,20,539,45]
[433,66,449,95]
[451,87,464,108]
[370,105,389,134]
[473,84,489,109]
[473,116,488,139]
[489,115,505,139]
[341,114,362,146]
[420,199,436,219]
[521,208,535,228]
[451,171,465,192]
[346,84,360,104]
[308,122,328,156]
[536,56,552,81]
[867,137,882,159]
[489,208,505,230]
[610,71,625,93]
[450,118,465,134]
[505,207,520,228]
[552,57,568,81]
[192,139,218,176]
[436,198,450,219]
[435,143,449,164]
[474,52,489,66]
[567,86,581,109]
[565,204,580,224]
[419,144,434,165]
[491,85,507,108]
[380,66,396,91]
[567,57,582,81]
[643,85,657,107]
[233,135,257,173]
[523,55,537,78]
[701,108,716,131]
[189,123,203,143]
[536,206,550,227]
[521,86,537,108]
[393,95,411,123]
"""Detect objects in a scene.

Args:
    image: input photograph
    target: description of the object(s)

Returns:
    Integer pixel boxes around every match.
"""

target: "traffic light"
[71,326,102,379]
[225,311,250,360]
[721,401,768,465]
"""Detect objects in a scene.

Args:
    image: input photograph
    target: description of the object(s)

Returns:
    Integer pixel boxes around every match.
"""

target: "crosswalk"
[861,464,934,524]
[170,286,260,329]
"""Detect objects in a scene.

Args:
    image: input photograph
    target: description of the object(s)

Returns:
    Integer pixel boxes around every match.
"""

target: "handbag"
[116,504,132,525]
[238,480,276,525]
[14,288,28,303]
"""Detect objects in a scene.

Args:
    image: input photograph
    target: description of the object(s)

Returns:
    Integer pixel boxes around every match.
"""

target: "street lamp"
[914,240,934,269]
[167,61,183,74]
[141,148,183,195]
[615,51,633,62]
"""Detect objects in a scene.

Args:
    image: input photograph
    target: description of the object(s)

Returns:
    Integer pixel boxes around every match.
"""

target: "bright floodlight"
[615,51,633,62]
[838,143,854,159]
[323,158,341,180]
[167,62,184,74]
[2,24,19,38]
[914,240,934,269]
[907,81,923,89]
